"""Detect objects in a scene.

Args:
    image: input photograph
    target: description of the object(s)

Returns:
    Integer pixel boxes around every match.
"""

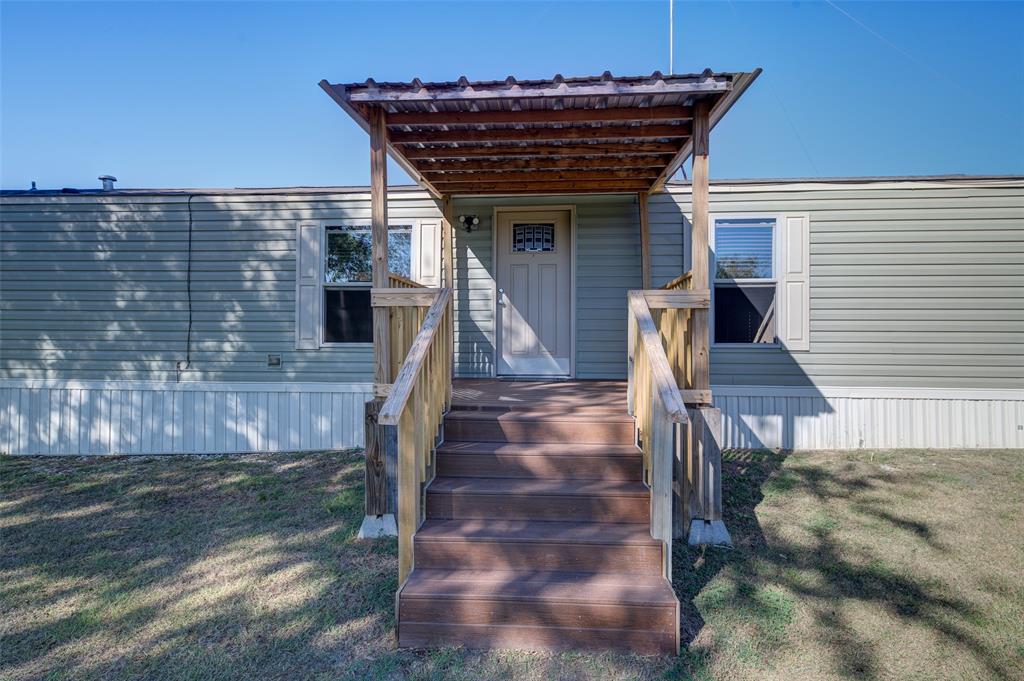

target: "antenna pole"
[669,0,674,74]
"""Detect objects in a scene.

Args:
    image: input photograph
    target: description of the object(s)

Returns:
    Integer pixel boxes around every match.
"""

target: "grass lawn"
[2,448,1022,681]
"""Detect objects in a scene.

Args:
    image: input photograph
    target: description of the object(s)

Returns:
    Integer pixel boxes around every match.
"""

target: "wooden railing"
[628,277,726,564]
[627,290,689,578]
[388,272,423,289]
[385,273,426,381]
[377,287,453,584]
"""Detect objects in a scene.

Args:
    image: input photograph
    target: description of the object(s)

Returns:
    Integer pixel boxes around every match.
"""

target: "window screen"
[512,223,554,252]
[714,219,774,279]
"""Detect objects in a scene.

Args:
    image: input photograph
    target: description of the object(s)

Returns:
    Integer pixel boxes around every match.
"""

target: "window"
[512,223,555,252]
[713,218,777,344]
[322,225,412,343]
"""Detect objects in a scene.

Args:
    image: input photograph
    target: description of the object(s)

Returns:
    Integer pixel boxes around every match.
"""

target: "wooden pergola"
[319,69,760,380]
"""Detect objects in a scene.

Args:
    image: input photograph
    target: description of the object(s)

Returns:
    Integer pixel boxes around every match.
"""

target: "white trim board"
[0,379,374,393]
[711,384,1024,401]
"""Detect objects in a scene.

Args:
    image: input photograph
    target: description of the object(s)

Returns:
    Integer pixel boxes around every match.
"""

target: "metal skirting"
[0,380,372,456]
[2,380,1021,455]
[712,386,1024,450]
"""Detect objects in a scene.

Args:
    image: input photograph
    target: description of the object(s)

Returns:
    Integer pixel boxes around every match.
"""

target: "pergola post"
[359,105,398,539]
[638,192,651,289]
[690,99,710,396]
[683,98,730,547]
[371,106,391,388]
[441,195,454,289]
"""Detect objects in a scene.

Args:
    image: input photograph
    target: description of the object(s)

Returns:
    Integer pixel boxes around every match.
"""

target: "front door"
[495,209,572,376]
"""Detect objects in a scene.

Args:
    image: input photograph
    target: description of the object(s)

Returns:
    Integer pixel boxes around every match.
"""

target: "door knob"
[497,288,505,305]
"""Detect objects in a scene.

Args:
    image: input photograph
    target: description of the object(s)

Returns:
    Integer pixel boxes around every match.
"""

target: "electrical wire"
[176,194,195,381]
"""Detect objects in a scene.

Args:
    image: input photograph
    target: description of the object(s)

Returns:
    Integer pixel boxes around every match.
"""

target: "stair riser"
[444,418,635,445]
[436,454,641,480]
[427,492,649,523]
[398,621,676,655]
[415,540,663,574]
[401,597,675,632]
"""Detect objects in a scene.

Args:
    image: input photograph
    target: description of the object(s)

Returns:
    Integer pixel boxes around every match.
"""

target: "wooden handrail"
[628,291,688,424]
[387,272,425,289]
[380,288,451,424]
[660,270,693,291]
[627,290,689,579]
[378,287,453,585]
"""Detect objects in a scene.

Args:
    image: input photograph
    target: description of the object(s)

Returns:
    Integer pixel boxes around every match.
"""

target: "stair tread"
[436,441,640,457]
[428,477,648,497]
[416,518,658,545]
[447,410,634,423]
[402,569,677,607]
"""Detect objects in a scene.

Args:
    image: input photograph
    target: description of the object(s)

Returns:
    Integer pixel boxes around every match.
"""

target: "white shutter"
[295,221,321,349]
[778,213,810,351]
[411,219,441,286]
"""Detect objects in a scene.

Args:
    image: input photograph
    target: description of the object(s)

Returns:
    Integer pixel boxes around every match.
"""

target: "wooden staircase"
[396,401,680,654]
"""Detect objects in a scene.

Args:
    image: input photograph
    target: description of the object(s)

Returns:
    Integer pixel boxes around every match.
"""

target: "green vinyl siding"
[4,178,1020,389]
[664,179,1024,389]
[0,189,441,383]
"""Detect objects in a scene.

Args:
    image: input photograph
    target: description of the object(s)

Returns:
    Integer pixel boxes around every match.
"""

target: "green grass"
[2,448,1022,680]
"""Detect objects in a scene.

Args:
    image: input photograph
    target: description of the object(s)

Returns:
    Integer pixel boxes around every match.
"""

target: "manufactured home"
[1,72,1022,653]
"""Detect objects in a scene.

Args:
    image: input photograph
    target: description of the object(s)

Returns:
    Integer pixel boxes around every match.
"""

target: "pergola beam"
[415,155,671,172]
[387,105,692,126]
[338,78,731,103]
[401,142,683,159]
[318,80,443,199]
[391,123,691,145]
[428,169,659,184]
[436,179,652,194]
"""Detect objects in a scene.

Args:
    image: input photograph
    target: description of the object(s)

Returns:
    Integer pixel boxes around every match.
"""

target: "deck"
[452,379,628,414]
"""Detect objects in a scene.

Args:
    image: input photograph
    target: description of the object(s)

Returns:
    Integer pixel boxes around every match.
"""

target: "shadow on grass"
[0,450,399,681]
[671,449,1017,681]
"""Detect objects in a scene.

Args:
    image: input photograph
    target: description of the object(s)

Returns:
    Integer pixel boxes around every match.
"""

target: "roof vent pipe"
[99,175,117,191]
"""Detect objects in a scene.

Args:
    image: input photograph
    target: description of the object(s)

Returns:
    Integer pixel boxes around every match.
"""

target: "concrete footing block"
[687,519,733,547]
[358,514,397,539]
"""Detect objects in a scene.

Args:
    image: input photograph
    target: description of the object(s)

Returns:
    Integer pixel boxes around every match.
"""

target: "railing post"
[397,407,416,584]
[650,404,674,579]
[684,405,731,546]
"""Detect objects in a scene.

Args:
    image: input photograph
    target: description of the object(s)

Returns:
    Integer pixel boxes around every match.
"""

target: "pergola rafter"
[319,70,760,197]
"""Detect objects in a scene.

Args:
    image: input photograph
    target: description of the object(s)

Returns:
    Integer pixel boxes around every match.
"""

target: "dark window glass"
[512,223,555,252]
[323,288,372,343]
[714,285,775,343]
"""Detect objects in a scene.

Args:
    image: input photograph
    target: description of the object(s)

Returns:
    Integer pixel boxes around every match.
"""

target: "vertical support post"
[684,405,731,546]
[370,106,391,389]
[638,192,652,289]
[360,105,396,539]
[691,100,711,397]
[441,195,454,289]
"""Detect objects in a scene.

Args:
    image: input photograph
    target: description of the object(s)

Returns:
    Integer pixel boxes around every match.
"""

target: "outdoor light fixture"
[457,214,480,232]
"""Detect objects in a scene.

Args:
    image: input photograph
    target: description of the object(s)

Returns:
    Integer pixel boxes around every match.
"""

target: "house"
[1,72,1022,654]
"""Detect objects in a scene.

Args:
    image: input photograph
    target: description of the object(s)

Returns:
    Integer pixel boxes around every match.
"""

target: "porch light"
[457,214,480,232]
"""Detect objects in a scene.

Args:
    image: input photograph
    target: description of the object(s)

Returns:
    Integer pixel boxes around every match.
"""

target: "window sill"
[319,342,374,349]
[712,343,782,349]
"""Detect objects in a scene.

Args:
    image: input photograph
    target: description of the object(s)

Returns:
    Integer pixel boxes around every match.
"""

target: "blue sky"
[2,1,1022,190]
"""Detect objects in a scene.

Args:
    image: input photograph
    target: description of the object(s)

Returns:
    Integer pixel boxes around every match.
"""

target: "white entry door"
[495,209,572,376]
